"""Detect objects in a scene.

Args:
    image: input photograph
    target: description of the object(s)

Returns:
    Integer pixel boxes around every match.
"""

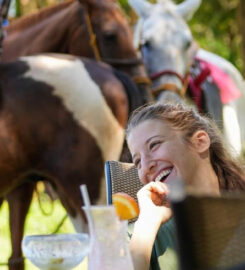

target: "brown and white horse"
[1,0,152,268]
[0,53,150,269]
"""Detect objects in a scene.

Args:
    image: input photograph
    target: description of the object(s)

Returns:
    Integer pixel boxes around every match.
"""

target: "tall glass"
[83,205,134,270]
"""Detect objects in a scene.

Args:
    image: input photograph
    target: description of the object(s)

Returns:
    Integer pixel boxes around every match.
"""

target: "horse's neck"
[6,0,75,34]
[2,1,83,60]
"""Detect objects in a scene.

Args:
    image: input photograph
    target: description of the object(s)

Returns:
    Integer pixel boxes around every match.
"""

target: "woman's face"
[127,119,203,186]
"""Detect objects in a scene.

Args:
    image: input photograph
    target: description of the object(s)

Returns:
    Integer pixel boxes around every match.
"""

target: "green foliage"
[118,0,131,14]
[189,0,243,73]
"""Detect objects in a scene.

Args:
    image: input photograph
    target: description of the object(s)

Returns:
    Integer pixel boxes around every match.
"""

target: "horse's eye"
[184,39,192,50]
[142,40,151,49]
[103,31,116,42]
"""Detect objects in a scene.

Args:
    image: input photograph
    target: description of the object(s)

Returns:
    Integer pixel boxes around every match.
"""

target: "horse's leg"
[0,196,4,209]
[49,141,108,233]
[7,182,35,270]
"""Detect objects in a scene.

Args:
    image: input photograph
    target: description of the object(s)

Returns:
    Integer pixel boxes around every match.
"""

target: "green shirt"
[128,219,179,270]
[150,219,179,270]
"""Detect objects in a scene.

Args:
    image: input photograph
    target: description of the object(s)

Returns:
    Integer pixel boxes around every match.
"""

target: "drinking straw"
[80,184,94,232]
[80,184,91,208]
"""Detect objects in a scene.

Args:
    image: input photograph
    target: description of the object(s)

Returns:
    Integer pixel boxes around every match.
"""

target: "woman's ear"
[191,130,210,154]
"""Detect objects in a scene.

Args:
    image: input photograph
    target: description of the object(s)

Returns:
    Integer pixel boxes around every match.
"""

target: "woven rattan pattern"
[107,161,143,223]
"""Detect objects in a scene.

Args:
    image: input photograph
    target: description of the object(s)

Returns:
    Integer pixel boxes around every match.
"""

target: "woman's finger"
[137,181,170,206]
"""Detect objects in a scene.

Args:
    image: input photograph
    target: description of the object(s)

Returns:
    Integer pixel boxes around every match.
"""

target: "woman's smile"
[154,167,173,183]
[155,168,172,182]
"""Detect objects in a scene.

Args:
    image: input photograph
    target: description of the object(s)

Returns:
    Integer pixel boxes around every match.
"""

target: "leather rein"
[149,69,189,98]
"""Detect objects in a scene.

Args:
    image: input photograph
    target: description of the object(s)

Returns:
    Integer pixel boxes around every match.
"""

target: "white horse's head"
[129,0,201,100]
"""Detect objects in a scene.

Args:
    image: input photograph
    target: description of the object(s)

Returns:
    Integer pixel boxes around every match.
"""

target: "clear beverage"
[83,205,134,270]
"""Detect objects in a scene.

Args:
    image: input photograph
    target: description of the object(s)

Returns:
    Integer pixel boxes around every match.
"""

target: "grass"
[0,183,88,270]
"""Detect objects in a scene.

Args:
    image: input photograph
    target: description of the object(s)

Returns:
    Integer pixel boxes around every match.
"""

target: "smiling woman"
[125,102,245,270]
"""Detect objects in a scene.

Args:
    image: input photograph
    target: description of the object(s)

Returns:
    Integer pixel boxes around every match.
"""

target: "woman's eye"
[134,159,140,168]
[149,141,160,150]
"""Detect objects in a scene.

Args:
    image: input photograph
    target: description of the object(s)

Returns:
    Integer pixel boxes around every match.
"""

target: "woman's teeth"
[155,169,171,182]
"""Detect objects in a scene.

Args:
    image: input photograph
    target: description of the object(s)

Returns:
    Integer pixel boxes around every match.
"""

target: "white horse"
[129,0,245,156]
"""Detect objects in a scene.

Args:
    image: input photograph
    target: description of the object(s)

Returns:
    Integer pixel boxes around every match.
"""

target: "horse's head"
[79,0,136,60]
[129,0,201,101]
[76,0,153,103]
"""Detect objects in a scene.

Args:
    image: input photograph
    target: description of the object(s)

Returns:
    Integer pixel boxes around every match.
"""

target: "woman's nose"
[141,158,157,182]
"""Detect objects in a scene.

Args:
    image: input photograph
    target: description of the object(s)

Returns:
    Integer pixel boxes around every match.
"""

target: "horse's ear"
[133,18,143,50]
[175,0,201,21]
[77,0,98,7]
[128,0,153,19]
[77,0,98,15]
[78,0,116,6]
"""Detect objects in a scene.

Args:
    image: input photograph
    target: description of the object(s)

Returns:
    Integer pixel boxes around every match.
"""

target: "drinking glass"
[21,233,90,270]
[83,205,134,270]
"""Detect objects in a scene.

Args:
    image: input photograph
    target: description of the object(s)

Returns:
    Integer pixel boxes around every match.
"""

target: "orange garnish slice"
[112,192,140,220]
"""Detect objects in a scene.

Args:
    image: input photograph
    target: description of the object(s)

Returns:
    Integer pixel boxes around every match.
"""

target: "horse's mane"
[157,0,177,14]
[112,68,143,113]
[6,0,123,34]
[6,0,75,33]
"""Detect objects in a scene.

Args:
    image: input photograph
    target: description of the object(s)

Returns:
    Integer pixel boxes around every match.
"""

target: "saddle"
[188,57,241,130]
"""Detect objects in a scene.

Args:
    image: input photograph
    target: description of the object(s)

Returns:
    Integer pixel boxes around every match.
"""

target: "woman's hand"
[130,181,173,270]
[137,181,172,228]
